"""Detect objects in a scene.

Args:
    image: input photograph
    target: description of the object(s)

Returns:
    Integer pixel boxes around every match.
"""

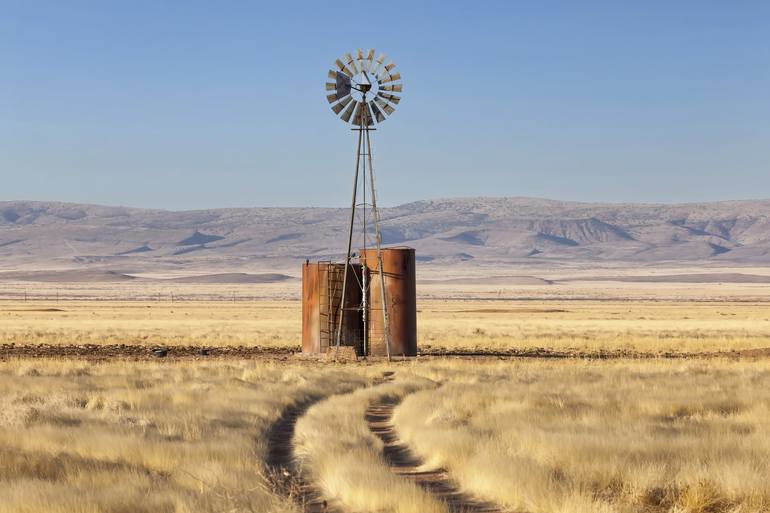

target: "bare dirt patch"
[441,308,568,314]
[3,308,65,312]
[0,344,293,361]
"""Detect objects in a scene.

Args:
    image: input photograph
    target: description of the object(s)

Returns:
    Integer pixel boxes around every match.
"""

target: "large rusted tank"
[359,247,417,357]
[302,262,363,354]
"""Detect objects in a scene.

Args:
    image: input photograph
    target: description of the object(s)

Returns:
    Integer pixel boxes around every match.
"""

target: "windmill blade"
[344,52,358,75]
[371,53,386,75]
[327,93,341,104]
[331,95,353,114]
[374,97,395,115]
[358,53,370,73]
[375,62,396,80]
[335,58,354,78]
[379,71,401,85]
[340,100,358,123]
[356,48,371,73]
[365,49,375,72]
[325,82,336,91]
[380,84,403,93]
[355,57,367,74]
[370,101,386,123]
[351,102,362,125]
[378,91,400,102]
[331,101,345,114]
[328,69,338,80]
[356,49,369,74]
[377,92,401,104]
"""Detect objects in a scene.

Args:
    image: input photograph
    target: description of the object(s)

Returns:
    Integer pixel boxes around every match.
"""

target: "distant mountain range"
[1,198,769,271]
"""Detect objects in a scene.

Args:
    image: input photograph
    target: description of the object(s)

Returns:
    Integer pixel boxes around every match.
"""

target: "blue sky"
[1,1,768,209]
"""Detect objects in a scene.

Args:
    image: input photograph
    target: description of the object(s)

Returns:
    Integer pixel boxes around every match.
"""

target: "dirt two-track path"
[265,376,505,513]
[366,397,505,513]
[265,395,344,513]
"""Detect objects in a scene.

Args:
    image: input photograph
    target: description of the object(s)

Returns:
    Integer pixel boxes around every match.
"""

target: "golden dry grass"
[396,359,770,513]
[2,358,770,513]
[0,301,298,348]
[0,359,366,513]
[419,300,770,354]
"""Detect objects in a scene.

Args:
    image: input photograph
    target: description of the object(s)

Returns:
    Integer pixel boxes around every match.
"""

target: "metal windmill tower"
[325,49,403,359]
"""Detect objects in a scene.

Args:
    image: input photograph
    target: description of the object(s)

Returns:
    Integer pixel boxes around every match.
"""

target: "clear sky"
[1,1,768,209]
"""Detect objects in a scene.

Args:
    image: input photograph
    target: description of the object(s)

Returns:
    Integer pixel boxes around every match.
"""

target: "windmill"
[325,49,403,360]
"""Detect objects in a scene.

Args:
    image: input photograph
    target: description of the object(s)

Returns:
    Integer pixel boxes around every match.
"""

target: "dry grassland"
[397,360,770,513]
[1,275,769,513]
[0,359,368,513]
[2,298,770,354]
[420,300,770,354]
[2,359,769,513]
[0,301,298,348]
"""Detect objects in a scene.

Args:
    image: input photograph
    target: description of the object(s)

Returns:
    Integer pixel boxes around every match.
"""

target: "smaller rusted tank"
[359,247,417,357]
[302,262,363,354]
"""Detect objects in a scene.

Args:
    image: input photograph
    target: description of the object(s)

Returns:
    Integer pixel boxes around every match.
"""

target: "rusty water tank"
[302,262,363,354]
[359,247,417,357]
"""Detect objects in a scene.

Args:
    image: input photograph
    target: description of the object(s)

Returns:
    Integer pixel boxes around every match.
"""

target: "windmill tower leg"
[335,123,364,350]
[363,125,393,361]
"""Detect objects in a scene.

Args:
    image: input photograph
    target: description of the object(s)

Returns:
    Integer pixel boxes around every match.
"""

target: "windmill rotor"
[325,48,402,125]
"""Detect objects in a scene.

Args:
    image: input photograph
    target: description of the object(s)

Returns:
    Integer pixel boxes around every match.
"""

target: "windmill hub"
[358,70,373,90]
[351,72,376,101]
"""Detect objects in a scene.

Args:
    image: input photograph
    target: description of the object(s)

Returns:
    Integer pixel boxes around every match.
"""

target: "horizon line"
[2,195,770,212]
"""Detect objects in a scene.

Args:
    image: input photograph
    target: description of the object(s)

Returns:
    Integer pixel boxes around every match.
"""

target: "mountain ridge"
[1,197,769,270]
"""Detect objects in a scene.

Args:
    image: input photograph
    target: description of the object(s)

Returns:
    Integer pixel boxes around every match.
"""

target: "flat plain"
[2,297,770,356]
[1,271,770,513]
[3,358,770,513]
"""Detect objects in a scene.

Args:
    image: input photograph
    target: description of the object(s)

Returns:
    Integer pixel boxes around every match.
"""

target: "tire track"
[265,373,394,512]
[366,396,505,513]
[265,396,337,512]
